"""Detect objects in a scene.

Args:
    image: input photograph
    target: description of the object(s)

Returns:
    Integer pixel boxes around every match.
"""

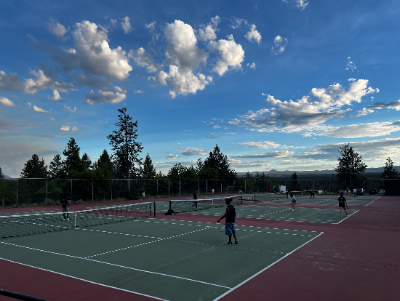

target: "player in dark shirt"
[338,193,348,216]
[60,197,69,220]
[218,198,238,244]
[310,188,315,199]
[192,190,198,208]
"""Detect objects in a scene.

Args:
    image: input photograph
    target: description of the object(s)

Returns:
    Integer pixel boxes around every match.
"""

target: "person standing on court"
[211,188,215,197]
[192,190,198,208]
[289,193,296,211]
[217,198,238,244]
[338,193,348,216]
[61,197,69,220]
[310,188,315,199]
[353,188,357,198]
[142,191,145,202]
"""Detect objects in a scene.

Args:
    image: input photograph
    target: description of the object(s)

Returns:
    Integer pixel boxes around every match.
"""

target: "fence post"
[179,179,181,196]
[221,182,222,193]
[157,179,159,197]
[70,179,72,201]
[206,180,208,195]
[45,179,48,206]
[198,180,200,195]
[16,179,18,207]
[245,180,246,193]
[111,179,113,201]
[168,179,170,197]
[92,179,94,202]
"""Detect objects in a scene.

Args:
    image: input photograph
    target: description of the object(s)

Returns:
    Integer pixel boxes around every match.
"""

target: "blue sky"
[1,0,400,177]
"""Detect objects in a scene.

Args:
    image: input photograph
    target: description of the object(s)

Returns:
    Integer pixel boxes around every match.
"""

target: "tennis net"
[169,195,242,213]
[0,202,155,238]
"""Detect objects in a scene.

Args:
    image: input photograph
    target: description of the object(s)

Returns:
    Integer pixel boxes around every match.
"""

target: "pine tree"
[335,144,367,188]
[95,149,113,178]
[63,138,82,174]
[142,154,156,178]
[20,154,47,178]
[382,157,398,179]
[107,108,143,179]
[81,153,92,171]
[202,145,237,180]
[0,167,4,180]
[49,154,66,179]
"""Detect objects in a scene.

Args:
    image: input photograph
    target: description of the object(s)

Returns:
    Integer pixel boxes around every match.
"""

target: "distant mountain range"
[237,166,399,177]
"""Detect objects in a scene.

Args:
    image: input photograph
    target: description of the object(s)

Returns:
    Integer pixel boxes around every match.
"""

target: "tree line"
[3,108,237,183]
[0,108,399,190]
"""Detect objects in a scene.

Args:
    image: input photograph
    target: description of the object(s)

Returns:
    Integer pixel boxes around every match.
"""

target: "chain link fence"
[0,177,385,208]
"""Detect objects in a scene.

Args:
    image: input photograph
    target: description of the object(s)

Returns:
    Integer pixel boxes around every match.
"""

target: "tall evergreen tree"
[142,154,156,178]
[0,166,4,179]
[382,157,398,179]
[49,154,66,179]
[335,144,367,188]
[95,149,113,178]
[63,138,81,174]
[20,154,47,178]
[202,145,237,180]
[107,108,143,179]
[81,153,92,171]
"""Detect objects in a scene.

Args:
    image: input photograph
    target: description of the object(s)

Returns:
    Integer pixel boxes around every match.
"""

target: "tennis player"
[289,193,296,211]
[142,191,145,202]
[61,197,69,220]
[338,193,348,216]
[192,190,198,208]
[310,188,315,199]
[217,198,238,244]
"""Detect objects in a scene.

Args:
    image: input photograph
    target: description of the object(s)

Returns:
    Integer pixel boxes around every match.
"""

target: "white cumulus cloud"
[84,86,127,105]
[229,79,379,134]
[244,24,262,44]
[197,15,220,42]
[121,16,132,34]
[64,105,77,113]
[47,20,69,40]
[73,20,132,80]
[33,105,51,113]
[48,89,63,102]
[0,97,15,107]
[208,35,245,76]
[271,35,288,55]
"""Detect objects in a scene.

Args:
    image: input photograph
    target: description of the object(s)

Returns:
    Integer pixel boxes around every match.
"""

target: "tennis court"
[243,198,375,207]
[0,211,321,301]
[156,201,358,224]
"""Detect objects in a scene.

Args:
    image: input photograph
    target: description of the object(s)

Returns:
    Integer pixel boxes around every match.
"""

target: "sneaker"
[225,241,232,244]
[67,218,69,220]
[235,240,238,244]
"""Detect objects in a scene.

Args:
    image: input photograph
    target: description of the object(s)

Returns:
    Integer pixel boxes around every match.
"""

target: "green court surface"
[156,203,358,224]
[0,218,321,301]
[245,198,374,207]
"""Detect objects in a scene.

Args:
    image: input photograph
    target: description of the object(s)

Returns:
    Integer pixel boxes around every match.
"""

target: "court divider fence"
[0,177,385,208]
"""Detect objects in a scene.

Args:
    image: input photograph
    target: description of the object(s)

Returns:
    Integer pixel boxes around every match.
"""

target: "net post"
[153,202,156,217]
[169,200,172,211]
[74,211,77,228]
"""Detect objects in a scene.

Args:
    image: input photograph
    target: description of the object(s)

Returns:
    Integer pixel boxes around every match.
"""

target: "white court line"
[334,210,360,224]
[85,227,212,259]
[212,232,324,301]
[0,241,231,290]
[0,256,168,301]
